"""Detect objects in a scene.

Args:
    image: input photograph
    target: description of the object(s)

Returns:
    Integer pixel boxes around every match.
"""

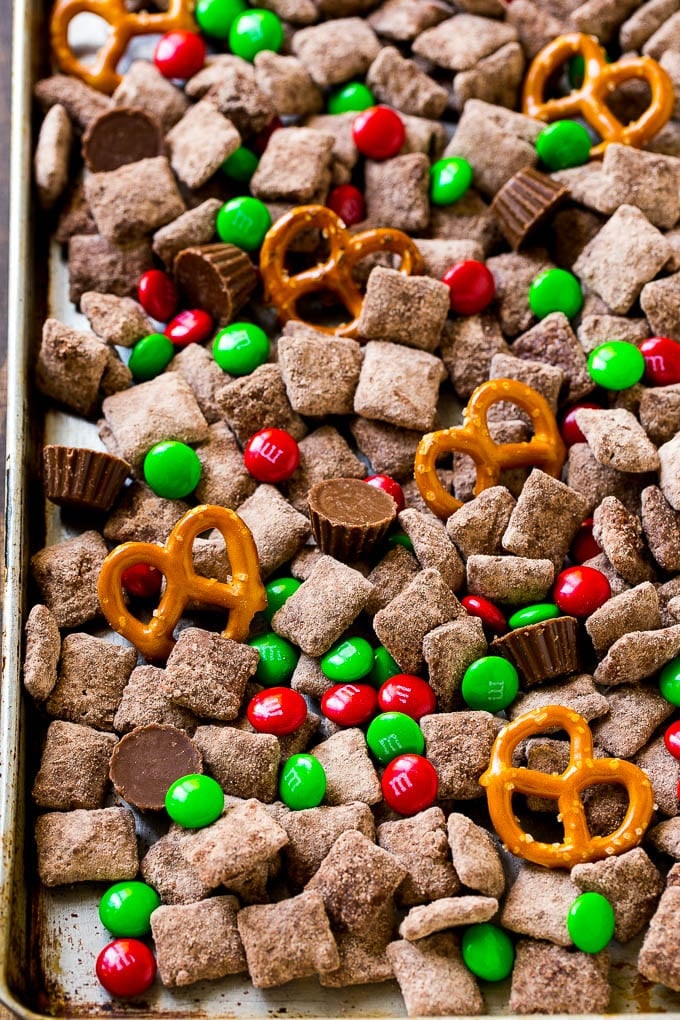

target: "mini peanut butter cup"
[174,243,258,325]
[491,615,580,687]
[82,107,163,173]
[491,167,569,250]
[308,477,397,561]
[109,724,203,811]
[42,445,130,512]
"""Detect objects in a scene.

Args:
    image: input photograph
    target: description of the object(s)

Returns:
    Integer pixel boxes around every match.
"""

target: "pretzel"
[259,205,424,339]
[523,33,674,157]
[50,0,196,95]
[480,706,654,868]
[97,504,266,660]
[414,378,566,520]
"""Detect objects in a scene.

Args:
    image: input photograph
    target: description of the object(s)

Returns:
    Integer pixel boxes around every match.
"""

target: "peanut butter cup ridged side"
[308,478,397,561]
[174,243,258,326]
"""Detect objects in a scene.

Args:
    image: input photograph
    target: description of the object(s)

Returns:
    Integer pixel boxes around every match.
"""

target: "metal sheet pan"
[1,0,680,1014]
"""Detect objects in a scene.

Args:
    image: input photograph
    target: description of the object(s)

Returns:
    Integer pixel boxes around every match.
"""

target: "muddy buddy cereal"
[21,0,680,1011]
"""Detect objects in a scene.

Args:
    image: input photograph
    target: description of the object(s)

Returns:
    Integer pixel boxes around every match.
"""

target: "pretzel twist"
[50,0,196,95]
[480,706,655,868]
[259,205,424,338]
[414,379,566,520]
[523,33,674,157]
[97,504,266,660]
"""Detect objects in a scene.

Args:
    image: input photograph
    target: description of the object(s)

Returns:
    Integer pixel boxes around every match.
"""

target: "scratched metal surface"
[1,0,680,1014]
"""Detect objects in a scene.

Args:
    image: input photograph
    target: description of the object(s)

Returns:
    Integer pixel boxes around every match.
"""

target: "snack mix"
[24,0,680,1010]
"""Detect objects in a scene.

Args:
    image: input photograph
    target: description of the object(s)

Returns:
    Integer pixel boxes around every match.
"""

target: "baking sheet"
[1,0,680,1014]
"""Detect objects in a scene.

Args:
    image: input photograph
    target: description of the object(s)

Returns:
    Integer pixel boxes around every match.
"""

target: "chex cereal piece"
[398,510,465,590]
[291,18,380,86]
[31,532,109,627]
[575,409,660,474]
[152,199,222,269]
[192,726,280,802]
[353,341,445,432]
[641,271,680,339]
[423,617,487,712]
[254,52,323,118]
[447,812,505,898]
[279,330,362,416]
[368,0,451,40]
[452,40,525,111]
[489,353,564,422]
[202,67,274,138]
[367,46,447,118]
[635,733,680,818]
[586,582,661,656]
[387,933,483,1017]
[502,469,589,571]
[68,234,153,303]
[577,313,649,354]
[505,0,566,58]
[319,900,395,987]
[278,802,375,888]
[181,799,288,889]
[237,890,339,987]
[104,482,189,543]
[272,555,373,656]
[374,568,463,674]
[102,373,208,468]
[447,486,516,562]
[114,666,196,733]
[567,443,647,516]
[34,73,109,130]
[551,206,605,269]
[583,553,631,597]
[35,807,138,886]
[312,728,382,806]
[512,312,593,402]
[307,829,406,932]
[165,630,259,721]
[237,485,311,578]
[32,721,116,811]
[357,267,449,352]
[644,8,680,57]
[417,239,485,281]
[593,683,674,756]
[350,418,421,481]
[34,104,71,209]
[84,157,185,244]
[218,364,307,446]
[141,829,212,905]
[573,205,672,314]
[639,385,680,446]
[413,13,516,70]
[641,485,680,571]
[80,292,151,348]
[169,345,227,426]
[365,546,420,616]
[151,896,246,987]
[592,497,655,584]
[430,189,502,255]
[601,144,680,230]
[648,818,680,858]
[166,103,240,190]
[466,554,554,605]
[291,653,332,699]
[46,633,136,731]
[400,896,498,940]
[287,426,366,514]
[194,422,256,508]
[638,880,680,991]
[112,60,188,133]
[510,940,610,1014]
[510,674,609,722]
[660,433,680,512]
[377,807,460,906]
[572,847,664,942]
[421,711,502,799]
[56,182,95,243]
[364,154,431,233]
[501,864,579,946]
[251,127,334,203]
[23,604,60,701]
[36,318,109,417]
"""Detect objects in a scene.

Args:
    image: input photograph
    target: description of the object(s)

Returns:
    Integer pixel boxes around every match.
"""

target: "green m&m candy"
[217,196,272,251]
[660,656,680,707]
[328,82,375,115]
[587,340,645,391]
[128,332,174,381]
[387,530,413,552]
[321,637,373,682]
[508,603,561,629]
[222,145,259,183]
[567,892,615,953]
[143,441,201,499]
[229,8,284,61]
[429,157,473,206]
[366,711,424,764]
[461,655,519,712]
[462,924,515,981]
[369,646,401,688]
[264,576,301,623]
[536,120,591,171]
[213,321,270,375]
[249,632,299,685]
[529,268,583,320]
[279,753,326,809]
[165,774,224,829]
[195,0,245,38]
[98,881,160,937]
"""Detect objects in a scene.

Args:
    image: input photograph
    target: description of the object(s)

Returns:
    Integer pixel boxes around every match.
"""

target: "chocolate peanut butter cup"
[174,243,258,326]
[42,445,130,512]
[308,477,397,561]
[82,107,163,173]
[491,615,580,687]
[491,167,569,251]
[109,724,203,812]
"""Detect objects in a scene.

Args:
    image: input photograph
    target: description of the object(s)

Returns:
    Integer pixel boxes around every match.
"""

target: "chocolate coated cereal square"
[217,364,307,446]
[571,848,663,943]
[358,267,449,352]
[386,933,484,1017]
[354,341,445,432]
[46,633,136,731]
[420,711,502,799]
[165,630,259,721]
[312,728,382,806]
[278,802,376,888]
[192,726,280,802]
[114,665,197,733]
[84,156,185,244]
[364,154,431,233]
[291,18,381,87]
[509,940,610,1014]
[36,318,109,417]
[447,813,505,898]
[23,604,60,701]
[35,807,138,886]
[151,896,246,987]
[278,332,362,416]
[181,799,288,888]
[141,829,213,905]
[251,127,334,203]
[166,102,240,189]
[377,807,460,906]
[32,721,116,810]
[31,529,108,626]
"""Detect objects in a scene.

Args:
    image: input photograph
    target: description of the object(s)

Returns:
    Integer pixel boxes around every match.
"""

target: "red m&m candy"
[352,106,405,161]
[560,402,602,448]
[153,30,206,80]
[321,683,378,726]
[641,336,680,386]
[554,565,610,616]
[381,753,438,815]
[247,687,307,736]
[121,563,163,599]
[461,595,507,634]
[442,260,495,315]
[570,517,600,564]
[164,309,213,347]
[378,674,436,720]
[665,720,680,760]
[137,270,178,322]
[328,184,365,226]
[243,427,300,483]
[96,938,156,998]
[365,474,405,512]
